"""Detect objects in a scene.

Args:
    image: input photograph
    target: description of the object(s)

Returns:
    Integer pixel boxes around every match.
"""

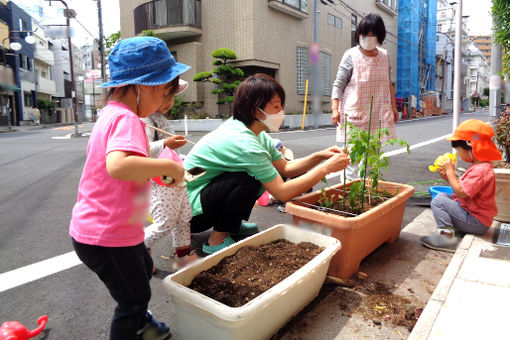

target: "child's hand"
[163,165,185,187]
[438,168,448,182]
[164,135,187,149]
[442,159,454,173]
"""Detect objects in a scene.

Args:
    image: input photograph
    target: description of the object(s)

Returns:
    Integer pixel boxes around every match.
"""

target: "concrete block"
[430,248,467,302]
[408,299,441,340]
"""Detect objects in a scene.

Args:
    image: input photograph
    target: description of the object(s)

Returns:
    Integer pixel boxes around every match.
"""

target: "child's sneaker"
[420,232,460,253]
[136,311,171,340]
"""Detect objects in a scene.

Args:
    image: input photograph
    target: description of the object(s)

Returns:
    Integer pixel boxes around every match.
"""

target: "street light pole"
[489,16,502,120]
[96,0,106,85]
[44,0,78,135]
[311,0,320,128]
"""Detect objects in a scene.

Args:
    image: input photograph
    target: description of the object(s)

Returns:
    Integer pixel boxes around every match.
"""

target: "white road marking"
[0,251,81,293]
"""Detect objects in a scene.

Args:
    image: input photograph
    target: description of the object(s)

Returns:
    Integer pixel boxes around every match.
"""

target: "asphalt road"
[0,110,490,339]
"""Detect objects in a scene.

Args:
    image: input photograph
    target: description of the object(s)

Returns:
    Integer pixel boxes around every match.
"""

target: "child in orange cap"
[421,119,502,253]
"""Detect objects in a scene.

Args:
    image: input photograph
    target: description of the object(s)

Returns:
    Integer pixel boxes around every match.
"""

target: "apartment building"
[472,35,491,65]
[32,20,56,102]
[120,0,399,116]
[0,0,16,127]
[466,42,489,101]
[0,1,36,124]
[436,0,469,111]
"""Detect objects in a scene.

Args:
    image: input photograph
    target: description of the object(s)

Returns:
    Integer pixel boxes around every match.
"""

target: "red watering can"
[0,315,48,340]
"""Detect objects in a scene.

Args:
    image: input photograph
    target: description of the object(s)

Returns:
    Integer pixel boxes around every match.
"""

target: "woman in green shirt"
[184,74,350,254]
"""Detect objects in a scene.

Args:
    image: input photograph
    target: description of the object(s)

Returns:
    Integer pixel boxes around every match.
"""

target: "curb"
[408,234,472,340]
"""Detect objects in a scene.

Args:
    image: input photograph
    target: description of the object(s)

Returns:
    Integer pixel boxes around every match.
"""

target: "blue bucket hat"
[99,36,190,88]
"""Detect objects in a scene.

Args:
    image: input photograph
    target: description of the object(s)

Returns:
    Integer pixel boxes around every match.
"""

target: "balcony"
[375,0,398,16]
[37,76,56,96]
[34,48,54,66]
[268,0,308,19]
[134,0,202,40]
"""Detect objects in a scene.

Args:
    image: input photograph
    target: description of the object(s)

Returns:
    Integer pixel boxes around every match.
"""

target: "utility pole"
[452,0,462,134]
[310,0,320,129]
[489,16,502,120]
[96,0,106,85]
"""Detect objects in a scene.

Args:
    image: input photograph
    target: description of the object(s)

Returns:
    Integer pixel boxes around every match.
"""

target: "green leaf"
[211,48,237,60]
[193,72,213,82]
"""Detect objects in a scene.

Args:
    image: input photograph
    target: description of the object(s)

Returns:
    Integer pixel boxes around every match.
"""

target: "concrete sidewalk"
[410,219,510,340]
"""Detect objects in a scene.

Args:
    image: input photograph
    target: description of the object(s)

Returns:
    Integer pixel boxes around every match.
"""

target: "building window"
[26,57,32,71]
[376,0,398,12]
[23,91,32,107]
[297,47,309,95]
[276,0,307,13]
[297,47,332,96]
[19,54,27,69]
[328,13,342,29]
[320,52,332,96]
[351,14,357,47]
[18,18,28,30]
[41,70,47,78]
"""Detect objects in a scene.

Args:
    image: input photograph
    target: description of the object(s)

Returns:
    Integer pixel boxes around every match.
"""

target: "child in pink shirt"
[69,37,190,340]
[421,119,502,253]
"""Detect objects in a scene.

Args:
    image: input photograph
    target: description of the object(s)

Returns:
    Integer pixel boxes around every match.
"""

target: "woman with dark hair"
[331,13,399,180]
[184,73,350,254]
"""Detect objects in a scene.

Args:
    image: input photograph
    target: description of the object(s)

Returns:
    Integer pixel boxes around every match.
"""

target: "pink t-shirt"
[69,101,151,247]
[454,162,497,227]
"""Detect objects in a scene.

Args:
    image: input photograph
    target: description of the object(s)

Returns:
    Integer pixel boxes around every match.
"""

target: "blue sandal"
[202,236,236,255]
[231,222,259,237]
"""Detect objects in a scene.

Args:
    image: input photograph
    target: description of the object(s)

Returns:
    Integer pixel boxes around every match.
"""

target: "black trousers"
[72,239,153,340]
[190,172,261,234]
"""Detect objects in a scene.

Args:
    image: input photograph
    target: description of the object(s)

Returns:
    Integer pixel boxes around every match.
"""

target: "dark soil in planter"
[493,160,510,169]
[188,239,324,307]
[312,192,390,217]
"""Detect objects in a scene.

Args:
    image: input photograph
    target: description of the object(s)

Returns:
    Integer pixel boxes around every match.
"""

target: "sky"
[12,0,120,46]
[458,0,493,36]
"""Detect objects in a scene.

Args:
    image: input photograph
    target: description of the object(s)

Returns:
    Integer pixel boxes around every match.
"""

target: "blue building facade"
[396,0,437,111]
[0,1,35,124]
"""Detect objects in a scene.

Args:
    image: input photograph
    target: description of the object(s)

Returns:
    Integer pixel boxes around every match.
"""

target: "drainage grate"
[494,223,510,247]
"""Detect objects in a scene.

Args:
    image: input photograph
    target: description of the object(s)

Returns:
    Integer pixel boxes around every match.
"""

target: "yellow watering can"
[428,152,457,172]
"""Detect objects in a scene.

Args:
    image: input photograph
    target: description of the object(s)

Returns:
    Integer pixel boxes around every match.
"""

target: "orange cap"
[446,119,502,161]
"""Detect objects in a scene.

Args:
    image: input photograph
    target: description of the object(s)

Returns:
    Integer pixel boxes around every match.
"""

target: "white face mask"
[359,35,378,51]
[258,107,285,132]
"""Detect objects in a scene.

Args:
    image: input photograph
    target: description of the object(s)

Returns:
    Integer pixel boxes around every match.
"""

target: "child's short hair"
[451,140,472,150]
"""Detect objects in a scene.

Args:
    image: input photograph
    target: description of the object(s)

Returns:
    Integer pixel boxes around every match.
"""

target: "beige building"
[120,0,399,116]
[472,35,491,65]
[32,20,56,102]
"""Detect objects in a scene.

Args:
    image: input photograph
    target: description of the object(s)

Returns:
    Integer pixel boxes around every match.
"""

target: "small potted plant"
[285,102,415,279]
[493,107,510,221]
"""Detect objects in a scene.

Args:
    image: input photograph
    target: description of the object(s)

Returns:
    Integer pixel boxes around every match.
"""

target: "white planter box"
[169,114,334,132]
[495,168,510,222]
[163,224,341,340]
[169,118,224,132]
[283,113,332,129]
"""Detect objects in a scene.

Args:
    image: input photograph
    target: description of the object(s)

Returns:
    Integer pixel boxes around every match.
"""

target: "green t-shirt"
[184,118,283,216]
